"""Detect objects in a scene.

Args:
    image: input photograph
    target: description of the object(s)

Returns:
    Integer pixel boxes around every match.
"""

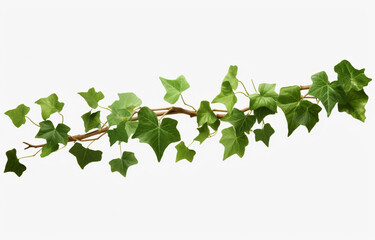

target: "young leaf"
[221,108,256,134]
[254,123,275,147]
[278,86,322,136]
[338,89,368,122]
[78,88,104,109]
[194,123,210,144]
[219,127,249,160]
[4,149,26,177]
[132,107,181,162]
[159,75,190,104]
[107,121,129,146]
[223,65,239,90]
[196,101,217,127]
[175,141,196,163]
[249,83,278,112]
[107,92,142,126]
[334,60,372,92]
[109,151,138,177]
[5,104,30,128]
[35,120,71,157]
[212,81,237,114]
[308,71,344,116]
[69,143,103,169]
[81,111,101,132]
[35,93,64,120]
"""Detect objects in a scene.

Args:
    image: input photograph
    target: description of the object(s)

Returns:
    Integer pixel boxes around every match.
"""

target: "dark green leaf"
[109,151,138,177]
[159,75,190,104]
[4,149,26,177]
[254,107,276,123]
[35,93,64,120]
[223,65,239,90]
[219,127,249,160]
[5,104,30,128]
[212,81,237,114]
[108,121,129,146]
[194,123,210,144]
[254,123,275,147]
[69,143,102,169]
[221,108,256,134]
[197,101,217,126]
[175,141,196,163]
[132,107,181,162]
[208,119,220,131]
[249,83,278,112]
[78,87,104,109]
[334,60,372,92]
[81,111,101,132]
[338,89,368,122]
[107,93,142,126]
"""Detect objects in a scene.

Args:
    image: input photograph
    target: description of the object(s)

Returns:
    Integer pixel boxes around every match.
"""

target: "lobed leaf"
[5,104,30,128]
[4,149,26,177]
[109,151,138,177]
[35,93,64,120]
[78,88,104,109]
[175,141,196,162]
[334,60,372,93]
[212,81,237,114]
[219,127,249,160]
[69,143,102,169]
[254,123,275,147]
[159,75,190,104]
[81,110,101,132]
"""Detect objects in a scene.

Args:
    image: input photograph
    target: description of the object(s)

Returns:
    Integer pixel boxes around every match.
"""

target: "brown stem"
[300,84,311,90]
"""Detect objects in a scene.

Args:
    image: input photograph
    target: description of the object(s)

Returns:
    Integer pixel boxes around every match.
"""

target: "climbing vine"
[3,60,372,178]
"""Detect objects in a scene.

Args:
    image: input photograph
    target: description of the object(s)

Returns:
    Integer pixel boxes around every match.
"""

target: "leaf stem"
[58,112,64,124]
[187,140,194,148]
[251,79,258,93]
[158,107,174,124]
[26,116,40,127]
[180,94,197,112]
[19,149,42,160]
[235,91,249,97]
[238,80,250,96]
[99,105,112,112]
[119,142,122,157]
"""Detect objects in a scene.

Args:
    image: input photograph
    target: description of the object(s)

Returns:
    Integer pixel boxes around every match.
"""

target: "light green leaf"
[194,123,210,144]
[109,151,138,177]
[132,107,181,162]
[35,120,71,157]
[249,83,278,112]
[278,86,322,136]
[5,104,30,128]
[221,108,256,134]
[4,149,26,177]
[78,87,104,109]
[223,65,239,90]
[334,60,372,92]
[254,123,275,147]
[219,127,249,160]
[125,121,138,136]
[69,143,102,169]
[107,92,142,126]
[212,81,237,114]
[159,75,190,104]
[35,93,64,120]
[308,71,345,116]
[107,121,129,146]
[81,111,101,132]
[338,89,368,122]
[196,101,217,127]
[175,141,196,163]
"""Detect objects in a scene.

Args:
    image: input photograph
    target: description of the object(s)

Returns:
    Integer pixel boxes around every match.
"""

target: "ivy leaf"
[223,65,239,90]
[208,119,220,131]
[221,108,256,134]
[125,121,138,136]
[132,107,181,162]
[254,123,275,147]
[69,143,102,169]
[159,75,190,104]
[219,127,249,160]
[107,93,142,126]
[194,123,210,144]
[249,83,278,112]
[308,71,344,117]
[109,151,138,177]
[175,141,196,163]
[196,101,217,127]
[278,86,322,136]
[35,93,64,120]
[81,111,101,132]
[5,104,30,128]
[108,121,129,146]
[254,107,276,123]
[338,89,368,122]
[334,60,372,93]
[78,87,104,109]
[4,149,26,177]
[35,120,71,157]
[212,81,237,114]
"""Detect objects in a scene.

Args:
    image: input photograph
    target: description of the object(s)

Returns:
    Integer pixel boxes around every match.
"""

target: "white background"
[1,1,374,239]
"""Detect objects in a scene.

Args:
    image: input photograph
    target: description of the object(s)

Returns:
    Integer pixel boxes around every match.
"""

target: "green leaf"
[208,119,221,131]
[249,83,278,112]
[254,107,276,123]
[81,111,101,132]
[78,87,104,109]
[254,123,275,147]
[4,149,26,177]
[175,141,196,163]
[334,60,372,92]
[35,93,64,120]
[212,81,237,114]
[221,108,256,134]
[219,127,249,160]
[338,89,368,122]
[35,120,71,157]
[107,93,142,126]
[223,65,239,90]
[69,143,102,169]
[5,104,30,128]
[107,121,129,146]
[132,107,181,162]
[194,123,210,144]
[159,75,190,104]
[308,71,344,116]
[109,151,138,177]
[125,121,138,136]
[196,101,217,127]
[278,86,322,136]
